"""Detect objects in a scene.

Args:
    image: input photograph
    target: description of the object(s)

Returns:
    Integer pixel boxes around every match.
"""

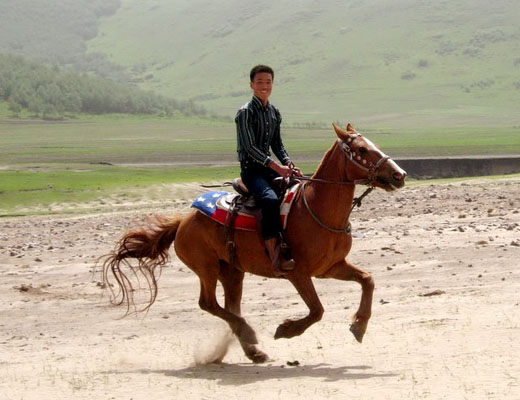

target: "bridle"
[298,135,391,186]
[300,134,391,234]
[337,135,390,183]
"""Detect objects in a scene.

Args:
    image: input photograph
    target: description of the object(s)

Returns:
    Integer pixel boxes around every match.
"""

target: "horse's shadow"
[131,363,398,385]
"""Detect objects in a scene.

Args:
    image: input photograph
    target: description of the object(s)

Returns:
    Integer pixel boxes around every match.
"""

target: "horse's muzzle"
[391,169,407,189]
[393,170,406,182]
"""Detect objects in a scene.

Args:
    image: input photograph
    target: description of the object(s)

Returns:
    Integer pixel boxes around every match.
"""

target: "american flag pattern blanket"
[191,183,301,232]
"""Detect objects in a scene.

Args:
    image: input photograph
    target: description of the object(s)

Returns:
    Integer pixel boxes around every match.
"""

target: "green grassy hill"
[87,0,520,127]
[1,0,519,128]
[0,0,122,77]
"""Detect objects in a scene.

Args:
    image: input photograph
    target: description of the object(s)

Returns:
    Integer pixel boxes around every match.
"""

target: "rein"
[296,175,368,186]
[301,181,351,234]
[202,133,392,236]
[300,181,373,235]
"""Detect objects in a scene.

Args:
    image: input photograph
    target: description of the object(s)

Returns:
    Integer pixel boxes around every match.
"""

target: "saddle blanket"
[191,183,301,231]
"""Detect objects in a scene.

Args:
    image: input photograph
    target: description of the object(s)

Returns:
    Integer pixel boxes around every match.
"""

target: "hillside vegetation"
[87,0,520,126]
[0,0,124,79]
[1,0,519,127]
[0,54,205,119]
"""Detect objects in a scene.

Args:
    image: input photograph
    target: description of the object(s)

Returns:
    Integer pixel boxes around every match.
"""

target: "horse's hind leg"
[218,262,269,363]
[197,265,266,363]
[218,261,244,316]
[198,272,255,343]
[318,259,374,343]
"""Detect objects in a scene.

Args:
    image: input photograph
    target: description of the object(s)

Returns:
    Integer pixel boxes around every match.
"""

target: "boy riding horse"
[235,65,303,275]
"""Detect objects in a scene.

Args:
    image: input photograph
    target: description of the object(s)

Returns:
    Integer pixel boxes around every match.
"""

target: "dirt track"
[1,177,519,399]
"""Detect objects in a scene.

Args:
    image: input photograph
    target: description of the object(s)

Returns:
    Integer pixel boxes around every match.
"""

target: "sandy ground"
[0,177,519,400]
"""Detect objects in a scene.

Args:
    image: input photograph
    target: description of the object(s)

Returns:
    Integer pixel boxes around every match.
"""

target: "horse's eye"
[358,147,368,154]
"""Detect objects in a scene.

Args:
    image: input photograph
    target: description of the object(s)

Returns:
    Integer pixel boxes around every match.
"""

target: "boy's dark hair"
[250,65,274,82]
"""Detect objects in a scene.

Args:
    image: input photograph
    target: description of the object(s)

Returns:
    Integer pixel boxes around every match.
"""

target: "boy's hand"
[269,161,293,179]
[288,162,303,177]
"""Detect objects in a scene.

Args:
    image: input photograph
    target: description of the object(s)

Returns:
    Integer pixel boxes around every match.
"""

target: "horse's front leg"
[317,259,374,343]
[275,272,324,339]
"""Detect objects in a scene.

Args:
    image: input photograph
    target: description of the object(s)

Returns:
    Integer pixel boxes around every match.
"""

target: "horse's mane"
[311,140,346,180]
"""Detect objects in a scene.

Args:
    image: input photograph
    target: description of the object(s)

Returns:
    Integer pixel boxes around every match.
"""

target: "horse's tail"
[100,214,183,315]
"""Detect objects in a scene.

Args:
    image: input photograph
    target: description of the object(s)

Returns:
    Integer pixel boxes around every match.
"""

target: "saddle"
[191,177,300,232]
[191,177,301,270]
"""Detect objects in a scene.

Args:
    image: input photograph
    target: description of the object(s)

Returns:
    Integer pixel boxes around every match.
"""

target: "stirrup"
[279,256,295,271]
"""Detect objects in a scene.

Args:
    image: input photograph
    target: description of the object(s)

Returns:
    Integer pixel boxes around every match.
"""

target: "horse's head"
[332,123,406,191]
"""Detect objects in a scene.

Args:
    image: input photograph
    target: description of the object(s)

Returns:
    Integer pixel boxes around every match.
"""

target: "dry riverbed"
[1,177,519,399]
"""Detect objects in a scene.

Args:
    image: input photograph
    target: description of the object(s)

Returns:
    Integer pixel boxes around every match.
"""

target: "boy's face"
[250,72,273,104]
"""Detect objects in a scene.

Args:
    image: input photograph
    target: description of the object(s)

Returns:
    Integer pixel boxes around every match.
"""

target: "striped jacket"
[235,96,291,167]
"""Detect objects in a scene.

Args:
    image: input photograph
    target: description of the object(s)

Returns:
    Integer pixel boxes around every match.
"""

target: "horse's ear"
[332,123,350,141]
[333,123,356,142]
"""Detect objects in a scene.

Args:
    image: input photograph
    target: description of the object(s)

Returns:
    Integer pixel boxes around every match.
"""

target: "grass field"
[1,117,519,216]
[2,117,519,164]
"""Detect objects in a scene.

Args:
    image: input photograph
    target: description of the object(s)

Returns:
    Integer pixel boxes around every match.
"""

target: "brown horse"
[102,123,407,363]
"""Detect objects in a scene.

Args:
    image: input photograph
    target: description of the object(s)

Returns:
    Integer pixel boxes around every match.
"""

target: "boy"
[235,64,302,274]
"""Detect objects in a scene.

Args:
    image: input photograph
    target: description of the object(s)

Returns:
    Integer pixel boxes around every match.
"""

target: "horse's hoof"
[349,323,365,343]
[250,350,270,364]
[274,320,292,339]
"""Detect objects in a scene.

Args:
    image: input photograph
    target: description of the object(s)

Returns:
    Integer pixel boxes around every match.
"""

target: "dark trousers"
[240,161,282,240]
